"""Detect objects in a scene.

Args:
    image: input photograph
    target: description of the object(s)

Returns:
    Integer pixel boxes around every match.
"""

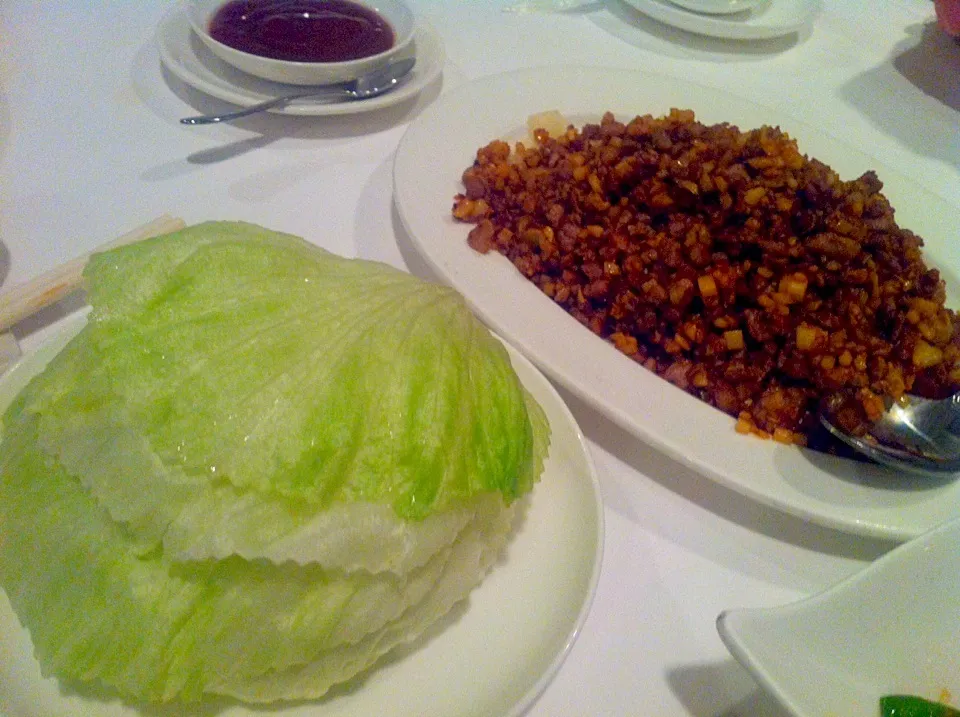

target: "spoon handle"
[180,90,344,125]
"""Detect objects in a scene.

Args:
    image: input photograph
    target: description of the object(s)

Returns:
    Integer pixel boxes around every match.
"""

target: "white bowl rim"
[716,514,960,717]
[185,0,416,70]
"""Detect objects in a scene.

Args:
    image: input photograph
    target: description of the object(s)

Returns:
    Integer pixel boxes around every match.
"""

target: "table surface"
[1,1,957,715]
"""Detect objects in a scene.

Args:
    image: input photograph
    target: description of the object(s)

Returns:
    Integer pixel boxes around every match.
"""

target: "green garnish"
[881,695,960,717]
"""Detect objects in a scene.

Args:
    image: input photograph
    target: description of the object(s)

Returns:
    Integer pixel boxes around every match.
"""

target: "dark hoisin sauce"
[208,0,395,63]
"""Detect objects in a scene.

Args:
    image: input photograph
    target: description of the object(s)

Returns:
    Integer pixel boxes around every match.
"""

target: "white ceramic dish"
[184,0,415,85]
[622,0,817,40]
[0,313,603,717]
[393,66,960,542]
[157,4,444,116]
[717,516,960,716]
[666,0,765,16]
[0,334,19,377]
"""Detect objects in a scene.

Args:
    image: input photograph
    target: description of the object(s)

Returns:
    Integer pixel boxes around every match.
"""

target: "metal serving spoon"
[180,57,416,125]
[820,392,960,475]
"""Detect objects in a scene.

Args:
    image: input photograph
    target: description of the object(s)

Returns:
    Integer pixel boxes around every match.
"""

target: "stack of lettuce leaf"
[0,222,550,704]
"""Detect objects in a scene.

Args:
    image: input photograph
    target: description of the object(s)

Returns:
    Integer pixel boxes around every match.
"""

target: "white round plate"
[0,313,603,717]
[666,0,765,16]
[393,66,960,542]
[622,0,818,40]
[156,4,444,116]
[718,515,960,716]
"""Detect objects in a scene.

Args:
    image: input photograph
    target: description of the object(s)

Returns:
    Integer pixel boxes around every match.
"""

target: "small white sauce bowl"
[186,0,415,86]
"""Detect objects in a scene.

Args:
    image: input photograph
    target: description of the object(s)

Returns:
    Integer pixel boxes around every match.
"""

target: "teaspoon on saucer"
[180,57,416,125]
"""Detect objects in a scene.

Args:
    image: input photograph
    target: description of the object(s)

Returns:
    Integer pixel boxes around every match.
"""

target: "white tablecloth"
[1,1,956,714]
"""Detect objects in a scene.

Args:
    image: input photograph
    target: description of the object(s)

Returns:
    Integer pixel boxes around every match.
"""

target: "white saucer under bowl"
[666,0,765,16]
[622,0,819,40]
[156,4,445,116]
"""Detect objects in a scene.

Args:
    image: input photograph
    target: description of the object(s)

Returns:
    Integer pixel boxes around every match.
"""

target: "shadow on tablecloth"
[667,660,791,717]
[839,20,960,169]
[0,84,10,290]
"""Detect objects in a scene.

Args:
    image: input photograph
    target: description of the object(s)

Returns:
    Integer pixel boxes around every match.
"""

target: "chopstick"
[0,215,186,333]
